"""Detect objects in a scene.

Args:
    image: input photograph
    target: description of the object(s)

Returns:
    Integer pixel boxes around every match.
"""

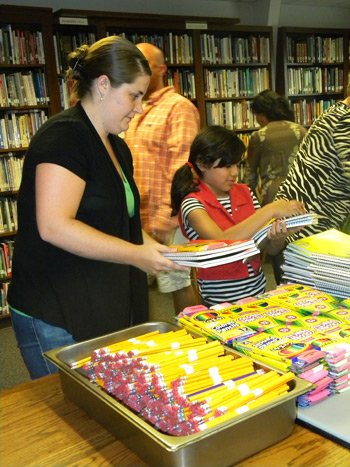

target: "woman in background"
[244,90,307,206]
[243,90,307,283]
[8,36,185,380]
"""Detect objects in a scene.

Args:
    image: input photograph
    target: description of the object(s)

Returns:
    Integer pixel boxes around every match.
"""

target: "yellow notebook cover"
[288,229,350,259]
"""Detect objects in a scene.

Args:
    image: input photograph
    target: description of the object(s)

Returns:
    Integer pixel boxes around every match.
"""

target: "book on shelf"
[162,239,260,268]
[252,212,319,246]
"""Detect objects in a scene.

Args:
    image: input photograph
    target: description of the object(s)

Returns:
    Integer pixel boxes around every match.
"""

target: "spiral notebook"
[162,239,260,268]
[252,212,319,246]
[282,229,350,298]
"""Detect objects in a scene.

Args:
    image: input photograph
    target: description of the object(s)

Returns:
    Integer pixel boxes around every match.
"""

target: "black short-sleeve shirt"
[8,102,148,341]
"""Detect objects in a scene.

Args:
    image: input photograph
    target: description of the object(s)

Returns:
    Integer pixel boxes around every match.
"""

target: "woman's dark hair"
[66,36,151,100]
[171,125,246,216]
[252,89,295,122]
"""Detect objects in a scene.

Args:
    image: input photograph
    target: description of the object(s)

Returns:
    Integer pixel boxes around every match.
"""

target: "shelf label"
[186,21,208,30]
[59,17,88,26]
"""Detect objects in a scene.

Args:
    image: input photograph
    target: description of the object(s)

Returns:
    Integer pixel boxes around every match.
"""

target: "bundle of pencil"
[77,329,293,436]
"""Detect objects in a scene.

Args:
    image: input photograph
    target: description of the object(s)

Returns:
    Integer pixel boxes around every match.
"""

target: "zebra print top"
[275,101,350,244]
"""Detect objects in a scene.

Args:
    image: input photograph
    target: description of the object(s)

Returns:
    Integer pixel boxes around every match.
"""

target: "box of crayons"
[44,321,312,467]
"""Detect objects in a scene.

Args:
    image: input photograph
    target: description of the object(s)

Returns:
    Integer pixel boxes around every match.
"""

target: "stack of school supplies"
[293,349,332,407]
[72,329,294,436]
[177,283,350,406]
[162,239,260,268]
[324,343,350,394]
[252,212,319,246]
[177,305,256,344]
[282,229,350,298]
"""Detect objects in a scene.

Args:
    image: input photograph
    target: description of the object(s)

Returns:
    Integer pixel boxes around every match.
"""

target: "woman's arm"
[187,198,306,241]
[35,163,185,275]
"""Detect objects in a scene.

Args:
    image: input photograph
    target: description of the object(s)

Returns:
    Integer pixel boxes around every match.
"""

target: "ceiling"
[228,0,350,7]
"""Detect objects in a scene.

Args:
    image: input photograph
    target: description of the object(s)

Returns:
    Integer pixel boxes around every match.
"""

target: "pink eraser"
[299,368,329,383]
[236,296,258,305]
[307,388,331,404]
[210,302,234,310]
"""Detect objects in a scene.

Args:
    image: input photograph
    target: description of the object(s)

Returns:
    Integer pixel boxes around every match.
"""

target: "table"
[1,374,349,466]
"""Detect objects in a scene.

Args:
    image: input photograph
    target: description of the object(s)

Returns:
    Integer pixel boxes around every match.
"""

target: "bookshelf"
[276,27,350,127]
[52,9,243,123]
[0,4,60,319]
[52,17,97,110]
[51,10,273,148]
[201,26,273,149]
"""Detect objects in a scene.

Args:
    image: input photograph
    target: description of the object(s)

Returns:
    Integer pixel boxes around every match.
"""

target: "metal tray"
[44,321,312,467]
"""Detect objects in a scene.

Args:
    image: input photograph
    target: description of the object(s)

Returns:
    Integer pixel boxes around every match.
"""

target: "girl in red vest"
[171,125,306,306]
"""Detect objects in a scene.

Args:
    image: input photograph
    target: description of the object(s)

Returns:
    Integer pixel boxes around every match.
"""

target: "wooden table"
[1,374,349,466]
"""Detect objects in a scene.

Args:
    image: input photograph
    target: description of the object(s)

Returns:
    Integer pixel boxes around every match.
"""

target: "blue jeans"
[10,307,76,380]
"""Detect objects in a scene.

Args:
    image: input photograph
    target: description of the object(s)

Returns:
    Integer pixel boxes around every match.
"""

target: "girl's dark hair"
[252,89,295,122]
[66,36,151,100]
[171,125,246,216]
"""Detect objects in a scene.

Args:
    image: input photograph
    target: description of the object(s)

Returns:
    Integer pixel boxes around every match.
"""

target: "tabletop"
[1,374,349,466]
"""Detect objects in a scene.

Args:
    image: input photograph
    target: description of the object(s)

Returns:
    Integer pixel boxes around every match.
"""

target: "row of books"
[201,34,270,65]
[206,100,258,131]
[291,98,337,126]
[0,109,47,149]
[287,67,344,95]
[53,32,96,74]
[0,281,9,316]
[286,36,344,64]
[116,32,194,65]
[0,240,14,278]
[165,69,196,99]
[0,25,45,65]
[204,67,270,98]
[0,70,49,108]
[0,197,17,233]
[282,229,350,299]
[0,154,23,192]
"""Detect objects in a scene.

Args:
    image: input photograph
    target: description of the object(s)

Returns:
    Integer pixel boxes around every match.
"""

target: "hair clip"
[72,57,83,72]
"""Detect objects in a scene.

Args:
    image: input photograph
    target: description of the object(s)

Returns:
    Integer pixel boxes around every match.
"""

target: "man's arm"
[153,99,200,242]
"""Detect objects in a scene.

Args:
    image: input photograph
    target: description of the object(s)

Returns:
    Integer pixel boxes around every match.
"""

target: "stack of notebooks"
[282,229,350,298]
[162,239,260,268]
[164,212,318,268]
[252,212,319,246]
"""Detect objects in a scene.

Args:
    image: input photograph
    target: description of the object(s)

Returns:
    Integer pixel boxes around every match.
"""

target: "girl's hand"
[271,199,306,219]
[132,243,188,275]
[267,219,289,242]
[266,220,305,255]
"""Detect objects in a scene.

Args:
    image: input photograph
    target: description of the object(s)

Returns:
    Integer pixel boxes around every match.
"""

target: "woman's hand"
[131,243,189,275]
[271,199,306,219]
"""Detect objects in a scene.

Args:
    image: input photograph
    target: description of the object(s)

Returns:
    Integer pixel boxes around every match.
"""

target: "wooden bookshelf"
[276,27,350,127]
[0,4,61,319]
[51,9,274,148]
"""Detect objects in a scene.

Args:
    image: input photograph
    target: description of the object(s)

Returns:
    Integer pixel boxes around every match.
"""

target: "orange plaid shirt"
[124,86,200,242]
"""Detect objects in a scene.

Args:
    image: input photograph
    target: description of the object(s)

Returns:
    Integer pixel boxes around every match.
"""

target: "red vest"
[178,181,261,280]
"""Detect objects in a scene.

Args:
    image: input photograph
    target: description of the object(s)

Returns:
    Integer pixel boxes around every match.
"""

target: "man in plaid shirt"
[124,42,200,313]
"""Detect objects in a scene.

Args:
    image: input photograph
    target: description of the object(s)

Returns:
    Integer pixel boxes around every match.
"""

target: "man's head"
[136,43,167,100]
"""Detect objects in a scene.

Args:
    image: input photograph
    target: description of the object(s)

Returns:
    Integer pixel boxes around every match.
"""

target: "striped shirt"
[181,189,266,305]
[124,86,200,241]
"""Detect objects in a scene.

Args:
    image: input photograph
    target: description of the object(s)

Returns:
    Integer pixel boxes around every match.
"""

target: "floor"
[0,261,276,391]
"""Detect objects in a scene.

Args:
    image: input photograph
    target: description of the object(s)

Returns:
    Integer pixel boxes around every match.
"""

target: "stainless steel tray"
[44,321,312,467]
